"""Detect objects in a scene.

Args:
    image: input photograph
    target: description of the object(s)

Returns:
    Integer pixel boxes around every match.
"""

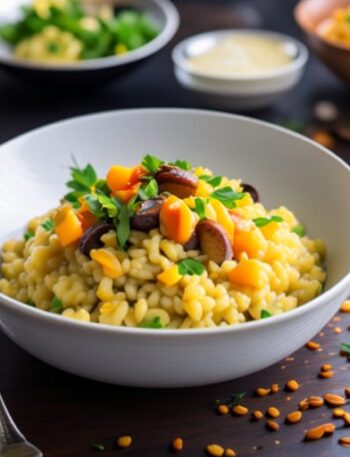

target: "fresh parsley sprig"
[64,162,98,206]
[199,175,222,187]
[178,258,205,276]
[23,230,34,241]
[292,224,305,237]
[41,219,55,231]
[254,216,283,228]
[139,316,164,329]
[211,187,245,209]
[260,309,272,319]
[141,154,164,174]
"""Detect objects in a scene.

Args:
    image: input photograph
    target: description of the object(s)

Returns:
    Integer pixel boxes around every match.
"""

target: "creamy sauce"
[187,34,294,78]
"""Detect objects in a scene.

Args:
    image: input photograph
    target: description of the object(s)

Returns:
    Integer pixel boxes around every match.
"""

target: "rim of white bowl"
[172,29,309,83]
[0,0,179,72]
[0,108,349,337]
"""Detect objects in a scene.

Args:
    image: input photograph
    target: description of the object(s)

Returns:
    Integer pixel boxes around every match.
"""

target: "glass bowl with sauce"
[172,30,308,110]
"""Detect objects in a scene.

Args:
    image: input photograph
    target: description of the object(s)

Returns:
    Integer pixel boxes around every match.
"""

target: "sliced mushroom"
[196,220,233,264]
[155,165,198,198]
[241,183,259,202]
[183,230,199,251]
[79,222,114,256]
[130,197,164,232]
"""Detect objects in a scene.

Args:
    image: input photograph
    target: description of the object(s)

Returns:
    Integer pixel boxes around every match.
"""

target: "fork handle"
[0,393,25,450]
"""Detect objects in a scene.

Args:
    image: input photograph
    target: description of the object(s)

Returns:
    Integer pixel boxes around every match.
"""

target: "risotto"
[0,155,326,329]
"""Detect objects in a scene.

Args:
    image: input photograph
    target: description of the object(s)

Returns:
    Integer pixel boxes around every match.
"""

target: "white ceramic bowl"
[172,30,309,111]
[0,0,179,86]
[0,109,349,388]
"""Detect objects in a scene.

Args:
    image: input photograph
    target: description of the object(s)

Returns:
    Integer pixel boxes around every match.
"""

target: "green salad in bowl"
[0,0,159,63]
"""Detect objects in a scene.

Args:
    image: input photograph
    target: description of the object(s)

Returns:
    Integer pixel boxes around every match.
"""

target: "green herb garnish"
[340,343,350,356]
[213,391,246,409]
[23,230,34,241]
[41,219,55,231]
[64,161,98,206]
[211,187,245,209]
[50,296,63,314]
[261,309,272,319]
[172,160,192,171]
[91,443,105,452]
[200,175,222,187]
[253,216,283,228]
[193,198,206,220]
[139,316,164,329]
[178,258,205,276]
[114,198,137,250]
[138,178,158,200]
[141,154,164,174]
[292,224,305,237]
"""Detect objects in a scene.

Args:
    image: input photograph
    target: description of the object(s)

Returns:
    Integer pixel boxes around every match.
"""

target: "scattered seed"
[305,425,325,441]
[271,384,279,394]
[117,436,132,449]
[339,436,350,447]
[172,438,183,452]
[306,341,320,350]
[217,404,230,415]
[252,410,264,421]
[299,398,309,411]
[267,407,280,418]
[233,405,249,416]
[334,327,342,334]
[333,316,341,323]
[256,387,271,397]
[333,408,346,418]
[345,388,350,398]
[341,301,350,313]
[324,393,346,407]
[206,444,225,457]
[323,423,336,434]
[319,332,325,337]
[266,420,279,431]
[285,379,300,392]
[321,364,333,372]
[305,423,335,441]
[343,413,350,426]
[311,130,335,149]
[319,370,335,379]
[285,411,302,424]
[308,396,324,408]
[224,449,236,457]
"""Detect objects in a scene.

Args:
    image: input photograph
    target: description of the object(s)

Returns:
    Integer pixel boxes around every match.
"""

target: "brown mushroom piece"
[183,230,199,251]
[130,197,164,232]
[241,183,259,202]
[196,220,233,264]
[79,222,114,256]
[155,165,198,198]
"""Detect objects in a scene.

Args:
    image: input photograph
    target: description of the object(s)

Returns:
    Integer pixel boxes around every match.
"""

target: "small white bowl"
[172,30,309,111]
[0,109,349,387]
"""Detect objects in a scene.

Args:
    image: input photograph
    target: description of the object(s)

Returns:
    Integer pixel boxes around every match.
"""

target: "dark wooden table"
[0,0,350,456]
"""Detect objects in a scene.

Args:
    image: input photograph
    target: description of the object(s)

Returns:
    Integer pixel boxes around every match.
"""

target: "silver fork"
[0,393,42,457]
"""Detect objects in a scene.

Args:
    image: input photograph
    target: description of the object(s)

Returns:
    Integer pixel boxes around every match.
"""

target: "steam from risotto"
[0,155,326,329]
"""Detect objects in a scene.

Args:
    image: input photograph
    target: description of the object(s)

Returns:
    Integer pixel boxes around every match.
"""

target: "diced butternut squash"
[210,198,235,243]
[228,259,266,288]
[160,195,195,245]
[233,230,267,259]
[90,248,123,279]
[55,207,83,247]
[106,165,134,192]
[260,221,280,240]
[130,164,146,184]
[114,183,140,203]
[157,265,182,286]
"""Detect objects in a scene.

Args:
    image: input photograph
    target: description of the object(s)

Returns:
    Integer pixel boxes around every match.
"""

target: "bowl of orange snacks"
[295,0,350,84]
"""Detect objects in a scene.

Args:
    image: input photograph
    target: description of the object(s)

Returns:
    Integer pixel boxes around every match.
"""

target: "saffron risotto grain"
[0,168,326,329]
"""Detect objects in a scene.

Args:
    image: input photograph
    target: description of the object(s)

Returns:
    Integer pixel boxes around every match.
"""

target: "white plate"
[0,109,349,387]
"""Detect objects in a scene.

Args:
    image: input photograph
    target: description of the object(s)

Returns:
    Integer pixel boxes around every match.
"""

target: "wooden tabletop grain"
[0,0,350,456]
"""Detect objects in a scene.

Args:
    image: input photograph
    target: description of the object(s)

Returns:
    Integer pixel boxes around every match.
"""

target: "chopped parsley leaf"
[199,175,222,187]
[41,219,55,231]
[261,309,272,319]
[24,230,34,241]
[292,224,305,237]
[138,178,158,200]
[50,296,63,314]
[211,187,245,209]
[139,316,164,329]
[253,216,283,228]
[141,154,164,174]
[178,258,205,276]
